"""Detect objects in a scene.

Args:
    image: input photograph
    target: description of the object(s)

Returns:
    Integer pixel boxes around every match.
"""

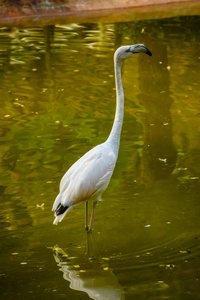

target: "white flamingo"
[52,44,152,231]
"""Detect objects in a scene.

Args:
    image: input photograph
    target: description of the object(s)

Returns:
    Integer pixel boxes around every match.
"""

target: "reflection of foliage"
[0,16,200,230]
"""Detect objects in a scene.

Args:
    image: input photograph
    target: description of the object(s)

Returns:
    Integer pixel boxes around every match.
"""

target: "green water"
[0,16,200,300]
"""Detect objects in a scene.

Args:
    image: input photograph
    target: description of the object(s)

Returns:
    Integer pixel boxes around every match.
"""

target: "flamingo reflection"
[52,234,125,300]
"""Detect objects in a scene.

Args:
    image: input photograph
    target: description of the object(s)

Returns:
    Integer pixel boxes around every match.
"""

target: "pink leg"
[85,201,89,231]
[89,201,97,231]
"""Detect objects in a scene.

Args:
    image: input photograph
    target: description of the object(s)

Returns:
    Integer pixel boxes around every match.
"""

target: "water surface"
[0,16,200,300]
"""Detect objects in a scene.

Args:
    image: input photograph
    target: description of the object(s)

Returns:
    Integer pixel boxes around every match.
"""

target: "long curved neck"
[107,56,124,152]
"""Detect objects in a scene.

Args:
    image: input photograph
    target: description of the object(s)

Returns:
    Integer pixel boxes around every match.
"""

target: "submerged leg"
[85,201,89,231]
[89,201,97,231]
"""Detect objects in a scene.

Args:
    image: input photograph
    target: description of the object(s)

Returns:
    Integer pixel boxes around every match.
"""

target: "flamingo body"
[53,141,116,225]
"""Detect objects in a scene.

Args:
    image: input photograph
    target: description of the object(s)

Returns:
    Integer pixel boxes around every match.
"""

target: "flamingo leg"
[89,201,97,231]
[85,201,89,231]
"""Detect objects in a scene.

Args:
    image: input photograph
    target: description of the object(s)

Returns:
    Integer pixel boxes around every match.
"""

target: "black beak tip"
[146,49,152,56]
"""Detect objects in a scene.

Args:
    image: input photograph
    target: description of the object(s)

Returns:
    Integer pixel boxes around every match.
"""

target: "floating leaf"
[180,250,191,254]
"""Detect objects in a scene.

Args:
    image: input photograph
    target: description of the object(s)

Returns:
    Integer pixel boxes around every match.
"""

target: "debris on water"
[158,158,167,163]
[160,264,175,269]
[180,250,191,254]
[165,264,175,269]
[36,203,45,210]
[14,102,24,108]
